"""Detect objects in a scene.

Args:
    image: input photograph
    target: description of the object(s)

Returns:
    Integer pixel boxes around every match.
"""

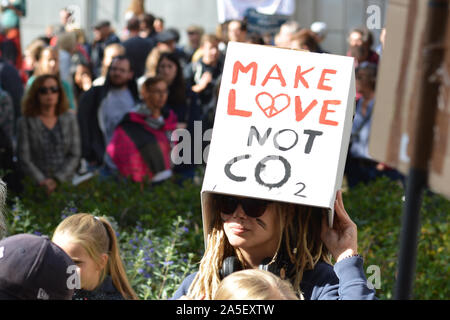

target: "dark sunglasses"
[38,86,59,95]
[214,194,271,218]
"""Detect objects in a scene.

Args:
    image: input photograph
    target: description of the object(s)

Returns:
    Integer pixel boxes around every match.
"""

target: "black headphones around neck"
[219,251,294,281]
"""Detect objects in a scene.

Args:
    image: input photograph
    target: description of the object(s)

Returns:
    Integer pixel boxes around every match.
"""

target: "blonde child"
[213,269,301,300]
[52,213,138,300]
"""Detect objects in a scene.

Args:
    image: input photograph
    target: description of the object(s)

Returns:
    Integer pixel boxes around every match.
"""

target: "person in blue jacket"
[172,190,376,300]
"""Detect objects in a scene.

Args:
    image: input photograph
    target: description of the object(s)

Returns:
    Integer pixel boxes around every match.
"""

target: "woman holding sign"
[172,191,376,300]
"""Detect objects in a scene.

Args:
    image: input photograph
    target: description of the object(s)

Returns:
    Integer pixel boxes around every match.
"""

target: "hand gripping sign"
[201,42,355,241]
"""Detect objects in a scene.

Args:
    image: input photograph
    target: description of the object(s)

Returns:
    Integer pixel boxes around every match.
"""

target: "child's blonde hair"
[214,269,302,300]
[53,213,138,300]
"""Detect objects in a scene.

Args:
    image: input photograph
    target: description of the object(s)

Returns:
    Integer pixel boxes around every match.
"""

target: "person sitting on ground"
[107,76,177,184]
[213,269,301,300]
[17,74,81,195]
[52,213,138,300]
[77,55,138,172]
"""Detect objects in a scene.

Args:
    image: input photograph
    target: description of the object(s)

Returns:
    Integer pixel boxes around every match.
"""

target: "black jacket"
[72,276,124,300]
[77,78,139,166]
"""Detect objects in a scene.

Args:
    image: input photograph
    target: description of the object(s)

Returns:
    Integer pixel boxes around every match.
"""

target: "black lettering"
[255,156,291,189]
[294,182,307,198]
[273,129,299,151]
[303,130,323,154]
[247,126,272,147]
[224,155,251,182]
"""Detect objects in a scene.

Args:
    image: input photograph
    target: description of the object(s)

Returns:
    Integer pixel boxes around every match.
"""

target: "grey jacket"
[17,111,81,184]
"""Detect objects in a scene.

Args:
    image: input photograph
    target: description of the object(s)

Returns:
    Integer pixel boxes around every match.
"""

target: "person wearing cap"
[0,179,6,240]
[91,20,121,78]
[172,190,376,300]
[154,28,188,69]
[0,233,76,300]
[155,29,177,53]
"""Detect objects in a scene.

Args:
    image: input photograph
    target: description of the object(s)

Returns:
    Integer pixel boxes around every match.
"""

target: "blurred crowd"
[0,0,402,196]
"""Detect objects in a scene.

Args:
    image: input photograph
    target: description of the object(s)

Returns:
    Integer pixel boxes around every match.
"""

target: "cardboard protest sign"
[201,42,356,239]
[369,0,450,200]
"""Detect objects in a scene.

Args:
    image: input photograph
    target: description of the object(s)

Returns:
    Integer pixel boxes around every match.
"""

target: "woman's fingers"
[334,190,352,224]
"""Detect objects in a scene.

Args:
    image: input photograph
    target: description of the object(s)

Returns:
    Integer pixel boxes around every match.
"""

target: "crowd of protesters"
[0,2,403,197]
[0,1,401,301]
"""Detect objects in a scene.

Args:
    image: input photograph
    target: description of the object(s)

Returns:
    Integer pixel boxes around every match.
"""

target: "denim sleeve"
[307,257,377,300]
[333,256,377,300]
[170,272,197,300]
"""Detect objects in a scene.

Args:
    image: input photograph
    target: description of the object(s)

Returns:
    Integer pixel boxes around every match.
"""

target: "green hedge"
[3,175,449,299]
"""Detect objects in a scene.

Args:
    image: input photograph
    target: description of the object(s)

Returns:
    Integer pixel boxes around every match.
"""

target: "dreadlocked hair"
[187,200,331,299]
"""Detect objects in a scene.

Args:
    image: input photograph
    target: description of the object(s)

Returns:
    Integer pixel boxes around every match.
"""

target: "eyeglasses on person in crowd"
[38,86,59,95]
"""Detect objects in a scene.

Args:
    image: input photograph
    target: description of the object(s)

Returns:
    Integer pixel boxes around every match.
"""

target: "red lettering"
[295,96,318,122]
[261,64,286,87]
[317,69,337,91]
[232,61,258,86]
[227,89,252,117]
[320,100,341,126]
[294,66,314,89]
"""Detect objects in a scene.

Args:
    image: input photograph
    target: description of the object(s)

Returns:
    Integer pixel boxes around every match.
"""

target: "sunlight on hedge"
[4,176,449,299]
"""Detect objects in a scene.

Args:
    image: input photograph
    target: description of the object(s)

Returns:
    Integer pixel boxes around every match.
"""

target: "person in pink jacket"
[107,76,177,184]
